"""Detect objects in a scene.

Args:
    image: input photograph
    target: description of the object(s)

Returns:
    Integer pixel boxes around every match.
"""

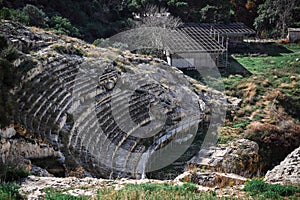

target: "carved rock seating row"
[17,54,82,141]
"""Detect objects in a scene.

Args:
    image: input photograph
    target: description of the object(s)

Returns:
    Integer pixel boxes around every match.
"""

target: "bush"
[0,45,18,62]
[244,179,300,199]
[0,36,8,51]
[245,121,300,172]
[0,7,29,25]
[0,36,21,127]
[52,45,84,57]
[23,4,46,27]
[0,166,30,182]
[18,59,37,73]
[48,16,81,38]
[93,38,110,47]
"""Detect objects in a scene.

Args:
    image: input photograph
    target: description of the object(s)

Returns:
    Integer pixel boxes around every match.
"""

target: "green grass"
[39,183,238,200]
[96,183,236,200]
[45,188,88,200]
[0,182,21,200]
[234,43,300,75]
[232,119,251,129]
[243,179,300,199]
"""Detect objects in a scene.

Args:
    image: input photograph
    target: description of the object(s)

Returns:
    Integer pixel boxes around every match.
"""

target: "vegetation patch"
[45,188,88,200]
[0,36,21,127]
[221,43,300,172]
[96,183,235,200]
[243,179,300,199]
[0,166,29,183]
[52,45,84,57]
[18,59,37,73]
[0,182,21,200]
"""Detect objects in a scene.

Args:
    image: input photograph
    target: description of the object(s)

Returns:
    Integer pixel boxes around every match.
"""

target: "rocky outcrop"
[0,126,16,139]
[175,171,247,187]
[19,176,170,199]
[189,139,259,177]
[0,21,227,178]
[29,166,54,177]
[264,146,300,185]
[0,138,61,163]
[19,173,248,200]
[0,126,64,176]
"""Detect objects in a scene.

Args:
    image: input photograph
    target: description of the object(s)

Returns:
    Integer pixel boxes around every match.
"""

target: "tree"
[23,4,46,27]
[0,7,29,24]
[48,16,81,38]
[293,5,300,27]
[129,0,232,23]
[254,0,297,38]
[199,0,232,24]
[134,5,182,29]
[230,0,264,28]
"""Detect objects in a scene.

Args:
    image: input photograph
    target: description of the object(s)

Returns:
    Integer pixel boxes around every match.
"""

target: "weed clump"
[52,45,84,57]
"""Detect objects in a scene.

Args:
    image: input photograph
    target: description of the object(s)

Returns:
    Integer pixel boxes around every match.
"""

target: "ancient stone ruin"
[0,21,226,178]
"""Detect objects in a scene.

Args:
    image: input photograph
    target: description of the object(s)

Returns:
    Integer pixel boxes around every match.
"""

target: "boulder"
[30,166,54,177]
[175,171,247,187]
[0,127,16,139]
[189,139,259,177]
[264,146,300,185]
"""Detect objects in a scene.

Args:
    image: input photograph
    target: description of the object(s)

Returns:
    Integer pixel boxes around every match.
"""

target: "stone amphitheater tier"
[0,21,224,178]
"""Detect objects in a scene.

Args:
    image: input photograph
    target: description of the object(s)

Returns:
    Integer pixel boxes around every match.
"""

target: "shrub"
[93,38,111,48]
[0,166,30,182]
[23,4,46,27]
[18,59,37,73]
[0,36,8,51]
[245,121,300,172]
[0,37,21,127]
[52,45,84,57]
[0,7,29,25]
[48,16,81,38]
[0,153,30,182]
[0,45,18,62]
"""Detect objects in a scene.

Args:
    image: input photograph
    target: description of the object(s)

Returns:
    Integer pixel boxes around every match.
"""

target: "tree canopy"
[1,0,299,40]
[254,0,300,38]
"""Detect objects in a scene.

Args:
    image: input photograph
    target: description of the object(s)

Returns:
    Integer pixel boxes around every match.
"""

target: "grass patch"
[232,119,251,129]
[52,45,84,57]
[96,183,236,200]
[234,43,300,75]
[243,179,300,199]
[215,42,300,172]
[45,188,88,200]
[0,182,21,200]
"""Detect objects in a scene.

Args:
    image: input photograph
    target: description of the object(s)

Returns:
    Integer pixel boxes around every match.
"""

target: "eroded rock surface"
[189,139,259,177]
[0,21,227,178]
[175,171,247,187]
[264,146,300,185]
[19,176,170,199]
